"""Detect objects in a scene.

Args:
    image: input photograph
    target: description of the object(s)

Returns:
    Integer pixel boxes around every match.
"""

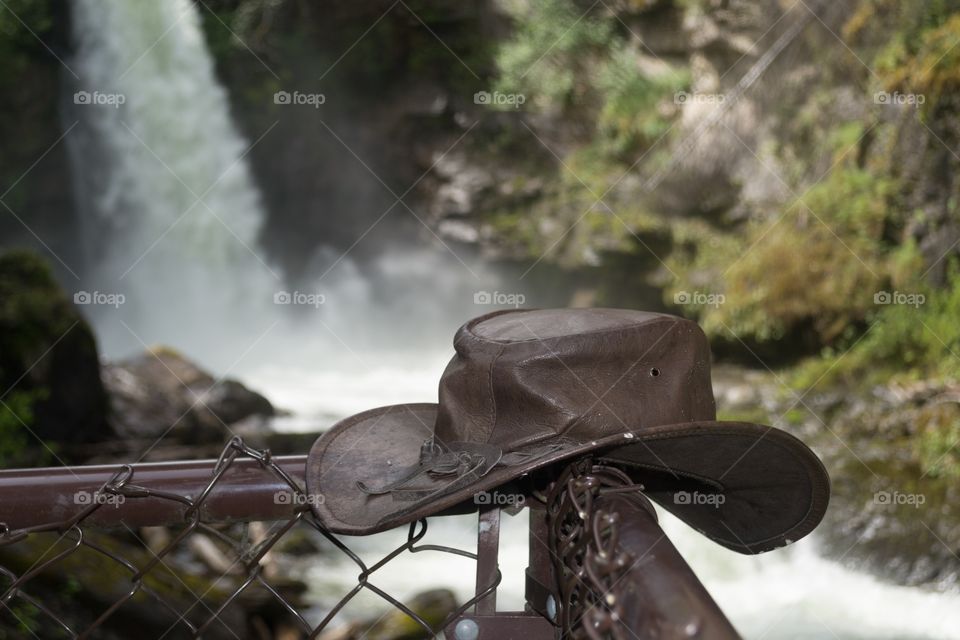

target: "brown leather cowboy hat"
[307,308,829,554]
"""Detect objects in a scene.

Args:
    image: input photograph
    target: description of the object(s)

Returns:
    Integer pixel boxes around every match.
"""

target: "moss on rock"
[0,249,109,464]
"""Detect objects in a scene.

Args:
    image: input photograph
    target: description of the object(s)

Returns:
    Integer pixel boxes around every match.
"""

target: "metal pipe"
[475,506,501,615]
[599,493,741,639]
[0,455,308,531]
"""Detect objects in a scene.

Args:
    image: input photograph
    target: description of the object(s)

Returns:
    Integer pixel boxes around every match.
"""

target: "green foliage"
[0,250,77,464]
[659,2,960,371]
[0,0,54,64]
[0,249,77,366]
[0,390,40,467]
[877,12,960,111]
[847,0,960,114]
[596,47,688,156]
[0,0,61,193]
[493,0,683,155]
[670,164,899,344]
[0,600,42,639]
[494,0,614,111]
[916,402,960,479]
[790,260,960,389]
[844,0,960,51]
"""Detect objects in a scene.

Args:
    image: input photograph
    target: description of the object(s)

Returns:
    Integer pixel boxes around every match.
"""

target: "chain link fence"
[0,437,740,640]
[0,437,503,639]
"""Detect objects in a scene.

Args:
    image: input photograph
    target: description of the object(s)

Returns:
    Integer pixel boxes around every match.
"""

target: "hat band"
[356,438,568,503]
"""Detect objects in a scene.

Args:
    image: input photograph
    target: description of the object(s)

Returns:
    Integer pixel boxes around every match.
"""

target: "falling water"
[66,0,290,368]
[66,0,494,379]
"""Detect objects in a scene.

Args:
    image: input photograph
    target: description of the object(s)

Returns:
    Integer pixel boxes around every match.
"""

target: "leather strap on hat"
[356,441,502,498]
[356,439,570,504]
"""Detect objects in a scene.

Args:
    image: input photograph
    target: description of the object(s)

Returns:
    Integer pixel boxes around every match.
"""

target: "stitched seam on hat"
[466,313,681,344]
[484,341,506,443]
[463,308,523,339]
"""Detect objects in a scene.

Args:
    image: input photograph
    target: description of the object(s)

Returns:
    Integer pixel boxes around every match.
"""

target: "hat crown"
[434,308,716,450]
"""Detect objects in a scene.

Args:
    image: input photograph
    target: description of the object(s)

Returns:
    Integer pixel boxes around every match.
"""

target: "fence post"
[475,505,501,615]
[590,492,742,639]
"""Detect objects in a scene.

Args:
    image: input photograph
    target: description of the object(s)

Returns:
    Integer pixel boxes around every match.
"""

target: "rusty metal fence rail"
[0,437,740,640]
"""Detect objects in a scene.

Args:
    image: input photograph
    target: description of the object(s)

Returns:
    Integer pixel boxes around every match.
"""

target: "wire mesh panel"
[0,437,500,640]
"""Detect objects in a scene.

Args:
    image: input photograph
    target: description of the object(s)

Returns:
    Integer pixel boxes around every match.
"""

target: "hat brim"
[306,403,829,554]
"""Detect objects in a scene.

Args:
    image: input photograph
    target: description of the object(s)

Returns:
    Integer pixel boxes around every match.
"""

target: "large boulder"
[102,346,274,444]
[0,249,110,462]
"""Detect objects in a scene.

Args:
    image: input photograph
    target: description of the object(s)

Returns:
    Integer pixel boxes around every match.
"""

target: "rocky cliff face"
[199,0,510,281]
[414,3,903,264]
[381,0,960,368]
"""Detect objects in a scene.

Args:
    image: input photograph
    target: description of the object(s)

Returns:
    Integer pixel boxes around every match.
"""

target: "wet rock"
[318,589,458,640]
[0,249,110,458]
[710,363,960,587]
[716,365,960,588]
[365,589,457,640]
[813,387,960,588]
[0,529,244,639]
[102,346,274,444]
[429,150,497,219]
[272,527,322,557]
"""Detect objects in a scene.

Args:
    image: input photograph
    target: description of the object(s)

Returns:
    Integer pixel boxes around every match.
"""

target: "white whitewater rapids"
[65,2,960,637]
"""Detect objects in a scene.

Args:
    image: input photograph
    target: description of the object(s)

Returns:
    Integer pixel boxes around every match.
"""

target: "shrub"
[674,166,898,344]
[494,0,614,112]
[596,46,688,156]
[494,0,683,156]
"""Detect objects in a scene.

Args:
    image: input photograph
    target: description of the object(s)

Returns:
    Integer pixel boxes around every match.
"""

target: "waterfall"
[66,0,502,377]
[67,0,286,368]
